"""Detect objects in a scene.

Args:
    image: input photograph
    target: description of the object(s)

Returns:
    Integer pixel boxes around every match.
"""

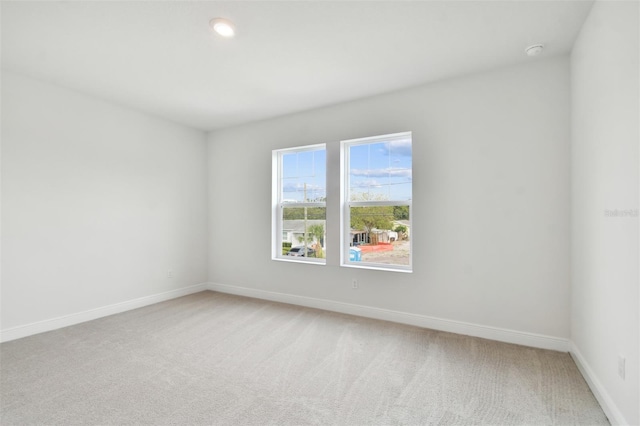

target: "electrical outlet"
[618,355,625,380]
[352,279,358,289]
[167,269,174,278]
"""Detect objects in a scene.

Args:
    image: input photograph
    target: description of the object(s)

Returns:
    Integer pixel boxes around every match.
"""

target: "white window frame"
[340,132,412,272]
[272,144,326,265]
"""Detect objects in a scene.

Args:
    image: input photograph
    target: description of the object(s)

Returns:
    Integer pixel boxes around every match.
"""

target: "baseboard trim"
[569,342,627,425]
[0,283,208,343]
[206,282,569,352]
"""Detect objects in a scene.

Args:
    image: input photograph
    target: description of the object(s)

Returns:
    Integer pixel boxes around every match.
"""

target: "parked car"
[286,246,316,257]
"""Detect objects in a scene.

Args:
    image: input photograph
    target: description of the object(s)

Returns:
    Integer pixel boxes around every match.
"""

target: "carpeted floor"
[1,291,608,425]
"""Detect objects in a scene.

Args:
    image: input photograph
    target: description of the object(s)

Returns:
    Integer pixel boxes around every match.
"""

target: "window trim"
[340,132,413,272]
[272,143,327,264]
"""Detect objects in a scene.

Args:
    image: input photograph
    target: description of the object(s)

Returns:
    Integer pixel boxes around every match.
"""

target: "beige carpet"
[1,291,608,425]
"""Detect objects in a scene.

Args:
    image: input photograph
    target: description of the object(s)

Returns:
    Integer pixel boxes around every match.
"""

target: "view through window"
[342,132,412,271]
[273,144,326,263]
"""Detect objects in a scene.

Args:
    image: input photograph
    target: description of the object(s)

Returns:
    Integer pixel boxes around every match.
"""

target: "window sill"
[273,257,326,266]
[340,262,412,273]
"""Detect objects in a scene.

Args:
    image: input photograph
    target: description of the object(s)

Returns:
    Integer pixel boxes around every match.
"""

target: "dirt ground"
[360,240,410,266]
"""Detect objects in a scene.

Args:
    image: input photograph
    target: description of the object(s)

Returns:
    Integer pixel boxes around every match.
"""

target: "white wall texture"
[1,6,636,419]
[208,56,571,340]
[1,71,209,331]
[571,1,639,424]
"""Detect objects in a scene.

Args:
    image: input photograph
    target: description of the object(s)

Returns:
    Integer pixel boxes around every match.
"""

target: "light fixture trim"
[525,44,544,57]
[210,17,235,38]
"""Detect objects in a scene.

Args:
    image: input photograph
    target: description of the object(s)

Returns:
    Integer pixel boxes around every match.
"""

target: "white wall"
[208,56,571,341]
[570,1,639,424]
[1,71,208,333]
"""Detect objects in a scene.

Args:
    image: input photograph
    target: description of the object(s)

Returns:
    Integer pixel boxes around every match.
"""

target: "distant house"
[350,230,368,246]
[350,229,398,245]
[393,220,411,239]
[282,220,326,248]
[284,219,404,247]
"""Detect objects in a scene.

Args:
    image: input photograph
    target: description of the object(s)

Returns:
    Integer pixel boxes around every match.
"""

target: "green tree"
[393,224,407,234]
[351,204,394,245]
[297,224,325,258]
[283,207,326,220]
[393,224,408,240]
[393,205,410,220]
[350,193,394,245]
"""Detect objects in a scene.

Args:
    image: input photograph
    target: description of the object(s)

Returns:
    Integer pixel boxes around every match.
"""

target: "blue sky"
[281,137,412,202]
[348,138,412,201]
[282,149,326,202]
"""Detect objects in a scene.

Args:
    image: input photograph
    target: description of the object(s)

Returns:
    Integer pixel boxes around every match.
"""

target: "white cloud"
[350,168,412,179]
[282,182,325,192]
[379,138,412,157]
[351,179,384,189]
[282,182,326,202]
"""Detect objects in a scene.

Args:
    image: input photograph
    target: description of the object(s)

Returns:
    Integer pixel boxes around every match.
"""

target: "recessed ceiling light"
[525,44,544,57]
[210,18,235,38]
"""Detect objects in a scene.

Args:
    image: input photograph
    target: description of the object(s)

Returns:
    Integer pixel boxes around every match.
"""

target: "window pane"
[349,205,410,267]
[281,149,326,202]
[282,207,326,259]
[349,137,412,202]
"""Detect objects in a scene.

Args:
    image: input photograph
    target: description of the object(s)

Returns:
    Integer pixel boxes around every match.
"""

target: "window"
[272,144,326,263]
[341,132,412,272]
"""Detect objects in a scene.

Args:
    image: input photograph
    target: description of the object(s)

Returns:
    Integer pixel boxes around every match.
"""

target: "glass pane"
[282,207,326,259]
[349,137,412,202]
[349,205,410,266]
[281,149,326,203]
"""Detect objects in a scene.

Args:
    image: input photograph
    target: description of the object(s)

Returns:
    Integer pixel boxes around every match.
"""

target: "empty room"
[1,0,638,425]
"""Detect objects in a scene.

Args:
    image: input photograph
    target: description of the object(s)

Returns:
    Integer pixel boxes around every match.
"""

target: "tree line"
[284,204,408,245]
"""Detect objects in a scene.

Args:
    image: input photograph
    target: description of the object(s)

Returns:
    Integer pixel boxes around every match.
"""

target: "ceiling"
[1,1,594,131]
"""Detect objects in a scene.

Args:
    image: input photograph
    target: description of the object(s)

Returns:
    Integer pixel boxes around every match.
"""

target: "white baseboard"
[570,342,627,425]
[0,283,208,343]
[206,282,569,352]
